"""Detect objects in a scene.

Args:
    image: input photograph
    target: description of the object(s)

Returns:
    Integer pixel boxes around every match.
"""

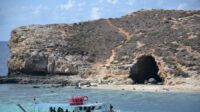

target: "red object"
[69,96,88,105]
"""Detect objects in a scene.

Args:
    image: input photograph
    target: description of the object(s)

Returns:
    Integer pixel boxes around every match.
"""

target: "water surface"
[0,41,9,76]
[0,84,200,112]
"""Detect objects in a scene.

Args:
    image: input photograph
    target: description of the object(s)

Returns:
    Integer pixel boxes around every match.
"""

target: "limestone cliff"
[8,10,200,85]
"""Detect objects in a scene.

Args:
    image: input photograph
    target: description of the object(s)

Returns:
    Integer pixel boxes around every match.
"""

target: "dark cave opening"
[129,55,162,84]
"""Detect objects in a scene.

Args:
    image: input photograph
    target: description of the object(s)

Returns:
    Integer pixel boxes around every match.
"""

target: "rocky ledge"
[4,9,200,86]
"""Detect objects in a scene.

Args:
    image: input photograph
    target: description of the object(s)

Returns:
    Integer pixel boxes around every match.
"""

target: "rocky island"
[1,10,200,88]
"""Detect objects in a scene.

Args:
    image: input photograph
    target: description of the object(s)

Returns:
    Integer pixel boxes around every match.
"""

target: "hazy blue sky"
[0,0,200,41]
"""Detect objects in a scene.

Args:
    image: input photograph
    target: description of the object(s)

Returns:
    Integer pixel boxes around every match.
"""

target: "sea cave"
[129,55,162,84]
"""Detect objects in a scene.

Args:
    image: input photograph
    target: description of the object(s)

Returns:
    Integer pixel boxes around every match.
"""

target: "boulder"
[148,77,157,84]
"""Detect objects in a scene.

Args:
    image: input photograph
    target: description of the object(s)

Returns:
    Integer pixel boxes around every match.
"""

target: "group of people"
[49,104,114,112]
[49,107,69,112]
[85,105,114,112]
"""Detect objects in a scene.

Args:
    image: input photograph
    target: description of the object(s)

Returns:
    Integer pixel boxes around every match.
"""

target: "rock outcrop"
[7,10,200,85]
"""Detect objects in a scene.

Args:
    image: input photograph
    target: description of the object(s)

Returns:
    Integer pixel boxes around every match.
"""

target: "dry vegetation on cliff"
[5,9,200,86]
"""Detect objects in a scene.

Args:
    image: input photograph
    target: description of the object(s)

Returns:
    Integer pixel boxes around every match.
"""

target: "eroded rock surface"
[7,10,200,85]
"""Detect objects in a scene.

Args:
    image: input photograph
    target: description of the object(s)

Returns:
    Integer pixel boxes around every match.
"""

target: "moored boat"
[17,96,120,112]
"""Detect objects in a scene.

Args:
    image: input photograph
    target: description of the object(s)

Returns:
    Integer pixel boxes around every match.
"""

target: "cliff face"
[8,10,200,85]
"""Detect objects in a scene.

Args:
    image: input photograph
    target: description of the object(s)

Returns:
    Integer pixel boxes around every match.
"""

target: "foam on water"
[0,84,200,112]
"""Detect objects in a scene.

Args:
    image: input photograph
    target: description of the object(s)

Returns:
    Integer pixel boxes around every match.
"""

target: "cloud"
[59,0,74,11]
[77,2,86,7]
[77,2,86,11]
[90,7,101,20]
[177,3,187,9]
[107,0,118,4]
[127,0,134,6]
[53,0,75,21]
[32,5,48,16]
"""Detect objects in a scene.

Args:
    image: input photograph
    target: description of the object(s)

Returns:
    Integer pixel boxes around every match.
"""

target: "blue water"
[0,41,9,76]
[0,84,200,112]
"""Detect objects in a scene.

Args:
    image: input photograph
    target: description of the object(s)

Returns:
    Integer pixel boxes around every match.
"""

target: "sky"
[0,0,200,41]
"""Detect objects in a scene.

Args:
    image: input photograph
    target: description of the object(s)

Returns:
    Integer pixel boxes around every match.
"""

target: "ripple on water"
[0,84,200,112]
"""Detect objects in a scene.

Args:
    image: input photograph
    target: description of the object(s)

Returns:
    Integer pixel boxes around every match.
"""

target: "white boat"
[17,96,120,112]
[33,102,118,112]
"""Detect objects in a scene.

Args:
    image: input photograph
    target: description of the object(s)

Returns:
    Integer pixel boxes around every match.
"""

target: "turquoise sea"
[0,41,9,76]
[0,84,200,112]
